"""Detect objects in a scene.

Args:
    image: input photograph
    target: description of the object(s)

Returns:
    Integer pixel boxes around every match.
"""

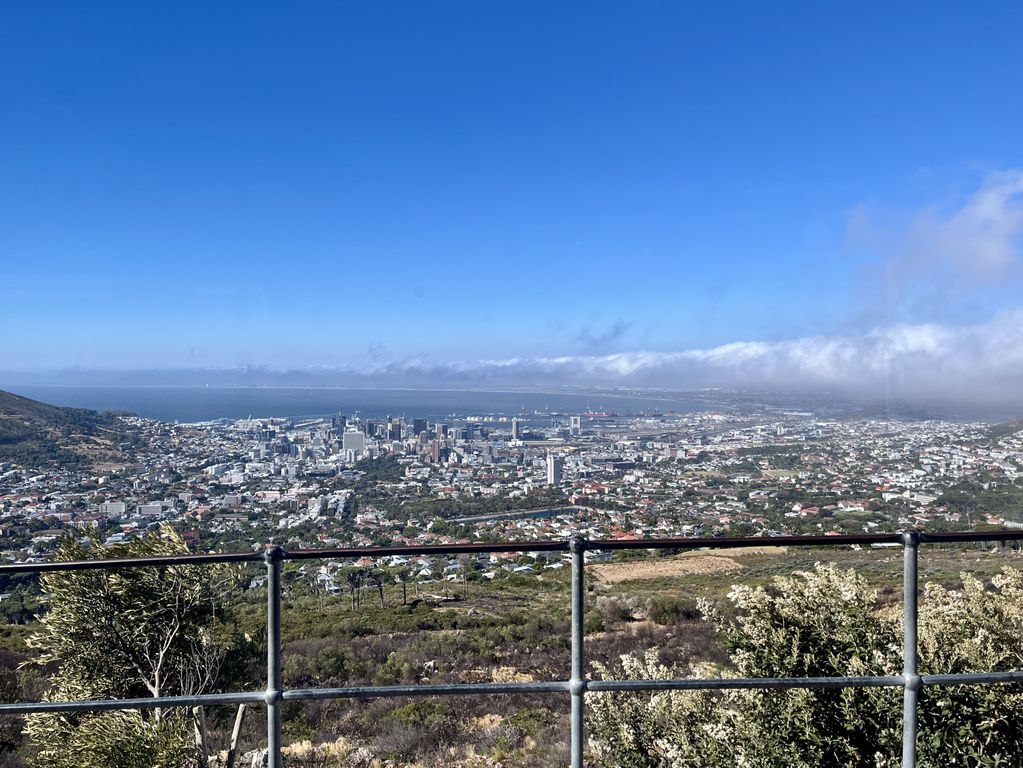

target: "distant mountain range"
[0,389,134,467]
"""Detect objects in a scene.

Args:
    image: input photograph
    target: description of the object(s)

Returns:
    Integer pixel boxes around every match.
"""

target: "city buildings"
[1,404,1021,565]
[547,452,563,486]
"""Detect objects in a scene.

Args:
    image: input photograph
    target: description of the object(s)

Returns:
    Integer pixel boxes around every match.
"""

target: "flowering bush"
[588,564,1023,767]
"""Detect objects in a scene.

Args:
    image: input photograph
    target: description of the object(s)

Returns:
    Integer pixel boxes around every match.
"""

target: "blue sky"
[1,2,1021,397]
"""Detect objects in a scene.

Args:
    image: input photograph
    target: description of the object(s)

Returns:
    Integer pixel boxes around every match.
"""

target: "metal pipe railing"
[264,545,284,768]
[2,529,1022,767]
[569,535,586,768]
[901,531,920,768]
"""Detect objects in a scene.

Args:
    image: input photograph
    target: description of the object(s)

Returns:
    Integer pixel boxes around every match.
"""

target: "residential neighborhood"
[2,407,1021,576]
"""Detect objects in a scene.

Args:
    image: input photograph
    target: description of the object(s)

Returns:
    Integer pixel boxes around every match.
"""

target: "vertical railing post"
[265,546,284,768]
[569,535,587,768]
[901,531,920,768]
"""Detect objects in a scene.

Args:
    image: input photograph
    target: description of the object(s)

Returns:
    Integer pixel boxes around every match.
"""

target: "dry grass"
[588,546,790,584]
[589,555,744,583]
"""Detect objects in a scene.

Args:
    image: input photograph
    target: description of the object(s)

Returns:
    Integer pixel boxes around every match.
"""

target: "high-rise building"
[511,418,521,441]
[570,416,582,436]
[413,418,428,436]
[342,431,367,454]
[546,452,563,485]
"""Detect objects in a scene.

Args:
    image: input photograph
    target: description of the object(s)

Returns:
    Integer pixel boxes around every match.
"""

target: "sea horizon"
[3,383,1016,424]
[0,383,722,423]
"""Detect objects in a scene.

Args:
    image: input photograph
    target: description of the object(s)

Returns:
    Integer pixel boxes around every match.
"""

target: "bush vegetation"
[589,563,1023,768]
[1,542,1020,767]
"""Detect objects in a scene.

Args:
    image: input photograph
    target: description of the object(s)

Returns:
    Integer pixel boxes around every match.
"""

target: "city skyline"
[1,3,1021,406]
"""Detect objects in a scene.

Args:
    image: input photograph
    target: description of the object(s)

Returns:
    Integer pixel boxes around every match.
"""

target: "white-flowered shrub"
[588,564,1023,767]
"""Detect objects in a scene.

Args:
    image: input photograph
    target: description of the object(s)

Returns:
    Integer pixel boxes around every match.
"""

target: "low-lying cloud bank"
[363,310,1023,406]
[5,310,1022,411]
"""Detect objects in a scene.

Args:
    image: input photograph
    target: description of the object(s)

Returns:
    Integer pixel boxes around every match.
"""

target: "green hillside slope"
[0,390,133,467]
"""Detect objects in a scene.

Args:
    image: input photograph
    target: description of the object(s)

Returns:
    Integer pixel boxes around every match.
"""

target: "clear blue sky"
[1,1,1021,373]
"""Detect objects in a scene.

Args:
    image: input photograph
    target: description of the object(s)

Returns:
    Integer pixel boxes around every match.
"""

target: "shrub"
[589,563,1023,768]
[23,527,238,768]
[645,595,701,625]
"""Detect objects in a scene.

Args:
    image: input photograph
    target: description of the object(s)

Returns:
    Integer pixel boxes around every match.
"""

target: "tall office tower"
[570,416,582,436]
[511,417,521,441]
[363,420,377,437]
[436,423,448,438]
[413,418,428,436]
[388,418,402,441]
[546,452,563,485]
[342,431,367,454]
[430,440,440,463]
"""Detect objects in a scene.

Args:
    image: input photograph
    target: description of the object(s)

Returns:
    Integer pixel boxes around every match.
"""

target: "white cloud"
[902,169,1023,283]
[11,312,1021,412]
[351,310,1023,406]
[851,170,1023,323]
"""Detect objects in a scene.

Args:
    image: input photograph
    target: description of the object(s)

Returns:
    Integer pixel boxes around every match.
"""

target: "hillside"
[989,417,1023,439]
[0,390,134,467]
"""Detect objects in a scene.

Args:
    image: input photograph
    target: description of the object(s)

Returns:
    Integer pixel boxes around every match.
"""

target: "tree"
[367,571,386,607]
[341,569,365,611]
[455,553,476,597]
[23,526,237,768]
[393,567,412,605]
[589,563,1023,768]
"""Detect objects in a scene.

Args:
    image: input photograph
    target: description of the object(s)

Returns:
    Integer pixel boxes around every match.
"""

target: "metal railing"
[2,529,1023,767]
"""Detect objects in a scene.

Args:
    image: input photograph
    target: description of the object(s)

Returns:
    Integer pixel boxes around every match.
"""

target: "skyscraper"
[511,417,521,441]
[546,452,563,485]
[342,431,366,454]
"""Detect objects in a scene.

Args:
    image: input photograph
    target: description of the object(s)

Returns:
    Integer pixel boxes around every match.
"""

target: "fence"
[2,529,1023,767]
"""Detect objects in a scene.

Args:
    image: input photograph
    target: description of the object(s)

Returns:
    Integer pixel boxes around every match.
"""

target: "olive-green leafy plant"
[23,526,236,768]
[589,563,1023,768]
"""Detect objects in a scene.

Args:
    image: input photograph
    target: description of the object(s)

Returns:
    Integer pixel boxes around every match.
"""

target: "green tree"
[589,564,1023,767]
[367,570,386,607]
[341,568,365,611]
[23,526,236,768]
[393,567,413,605]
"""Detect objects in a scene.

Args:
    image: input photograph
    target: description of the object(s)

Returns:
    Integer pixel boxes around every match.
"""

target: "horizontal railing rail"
[2,529,1022,767]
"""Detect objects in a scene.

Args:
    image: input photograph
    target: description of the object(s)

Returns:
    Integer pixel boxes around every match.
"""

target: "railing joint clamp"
[264,688,283,705]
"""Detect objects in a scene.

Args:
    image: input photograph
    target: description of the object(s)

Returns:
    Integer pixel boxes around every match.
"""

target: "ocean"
[0,385,717,423]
